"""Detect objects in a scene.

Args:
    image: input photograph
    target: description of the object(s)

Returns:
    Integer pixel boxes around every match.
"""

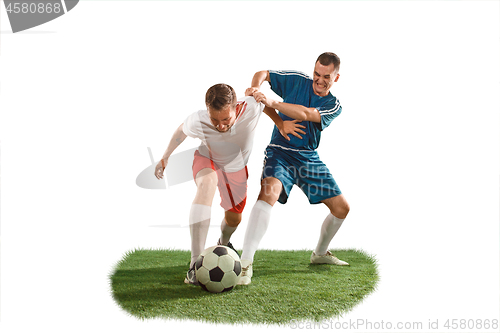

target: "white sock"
[189,204,211,267]
[241,200,273,262]
[219,218,237,245]
[314,213,344,256]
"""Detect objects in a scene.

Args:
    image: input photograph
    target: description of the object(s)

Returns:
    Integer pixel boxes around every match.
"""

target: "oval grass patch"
[110,249,378,325]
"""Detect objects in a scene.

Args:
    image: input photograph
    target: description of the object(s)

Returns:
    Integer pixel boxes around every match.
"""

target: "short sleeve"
[269,70,307,99]
[182,111,203,139]
[316,98,342,131]
[242,95,265,114]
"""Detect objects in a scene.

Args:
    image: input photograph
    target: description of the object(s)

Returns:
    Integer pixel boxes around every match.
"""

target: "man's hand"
[154,158,167,179]
[245,87,260,96]
[278,120,306,141]
[253,91,274,108]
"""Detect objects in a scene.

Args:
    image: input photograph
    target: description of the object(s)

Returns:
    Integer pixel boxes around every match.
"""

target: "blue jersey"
[268,70,342,151]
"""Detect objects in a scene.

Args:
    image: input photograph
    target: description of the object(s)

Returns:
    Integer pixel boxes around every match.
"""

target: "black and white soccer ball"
[195,245,241,293]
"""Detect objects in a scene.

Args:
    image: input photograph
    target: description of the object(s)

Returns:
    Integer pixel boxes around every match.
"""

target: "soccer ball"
[195,245,242,293]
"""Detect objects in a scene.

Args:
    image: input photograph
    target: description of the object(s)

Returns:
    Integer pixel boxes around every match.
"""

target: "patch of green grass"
[110,249,378,325]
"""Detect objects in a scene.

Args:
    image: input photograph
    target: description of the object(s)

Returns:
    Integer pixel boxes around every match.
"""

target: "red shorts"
[192,150,248,214]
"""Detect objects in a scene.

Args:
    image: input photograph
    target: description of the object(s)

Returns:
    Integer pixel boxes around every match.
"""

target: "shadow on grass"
[111,265,209,303]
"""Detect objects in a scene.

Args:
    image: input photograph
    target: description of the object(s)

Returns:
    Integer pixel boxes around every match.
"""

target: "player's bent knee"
[195,174,217,191]
[333,203,350,219]
[225,218,241,228]
[257,178,281,206]
[257,191,279,206]
[225,211,242,227]
[343,201,350,215]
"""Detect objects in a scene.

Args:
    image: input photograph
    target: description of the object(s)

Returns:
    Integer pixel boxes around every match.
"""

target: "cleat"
[237,260,253,285]
[217,239,240,258]
[310,251,349,266]
[184,264,200,285]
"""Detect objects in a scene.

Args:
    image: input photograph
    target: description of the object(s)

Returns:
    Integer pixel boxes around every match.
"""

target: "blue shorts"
[261,145,342,204]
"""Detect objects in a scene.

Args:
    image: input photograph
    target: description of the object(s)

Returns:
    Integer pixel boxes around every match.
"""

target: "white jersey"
[182,96,264,172]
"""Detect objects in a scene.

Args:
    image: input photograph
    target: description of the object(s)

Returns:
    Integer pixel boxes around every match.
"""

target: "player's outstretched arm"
[263,106,306,140]
[274,102,321,123]
[154,123,187,179]
[245,70,270,96]
[254,92,321,123]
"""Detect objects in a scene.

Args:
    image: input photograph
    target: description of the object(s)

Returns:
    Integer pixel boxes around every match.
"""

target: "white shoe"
[310,251,349,266]
[237,260,253,285]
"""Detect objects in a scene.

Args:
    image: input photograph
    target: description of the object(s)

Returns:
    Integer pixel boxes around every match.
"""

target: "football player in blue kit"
[239,52,350,285]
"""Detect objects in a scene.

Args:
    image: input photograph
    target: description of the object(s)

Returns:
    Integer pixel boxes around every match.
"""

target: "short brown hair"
[205,83,237,111]
[316,52,341,73]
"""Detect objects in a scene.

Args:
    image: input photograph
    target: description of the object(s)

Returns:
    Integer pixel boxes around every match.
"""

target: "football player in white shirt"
[154,83,305,285]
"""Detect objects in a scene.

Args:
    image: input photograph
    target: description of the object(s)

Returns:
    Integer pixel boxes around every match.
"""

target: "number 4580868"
[5,2,62,14]
[444,319,498,330]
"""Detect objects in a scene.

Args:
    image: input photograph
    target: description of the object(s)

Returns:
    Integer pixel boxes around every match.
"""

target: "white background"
[1,1,499,332]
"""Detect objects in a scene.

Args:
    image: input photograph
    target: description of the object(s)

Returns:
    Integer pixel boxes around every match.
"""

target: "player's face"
[208,104,237,132]
[312,62,339,97]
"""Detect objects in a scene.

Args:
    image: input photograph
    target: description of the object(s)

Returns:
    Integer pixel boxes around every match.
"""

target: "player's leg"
[216,166,248,250]
[294,152,350,265]
[242,177,282,260]
[185,167,218,285]
[218,210,242,254]
[242,176,282,257]
[238,177,283,285]
[310,194,350,265]
[219,210,242,245]
[190,168,218,265]
[239,147,295,285]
